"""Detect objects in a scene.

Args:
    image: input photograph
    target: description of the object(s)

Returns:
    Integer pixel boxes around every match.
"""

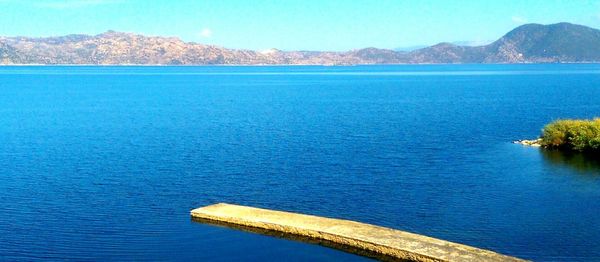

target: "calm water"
[1,65,599,261]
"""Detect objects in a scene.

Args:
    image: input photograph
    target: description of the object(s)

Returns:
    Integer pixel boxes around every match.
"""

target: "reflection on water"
[191,217,397,262]
[541,150,600,174]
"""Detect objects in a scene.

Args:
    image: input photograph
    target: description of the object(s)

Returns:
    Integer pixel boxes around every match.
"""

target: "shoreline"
[2,62,600,67]
[513,138,543,147]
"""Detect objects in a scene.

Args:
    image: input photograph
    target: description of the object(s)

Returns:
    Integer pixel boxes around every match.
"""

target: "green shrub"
[540,118,600,152]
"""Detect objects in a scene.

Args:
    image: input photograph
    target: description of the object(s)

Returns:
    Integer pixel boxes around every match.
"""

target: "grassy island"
[540,118,600,152]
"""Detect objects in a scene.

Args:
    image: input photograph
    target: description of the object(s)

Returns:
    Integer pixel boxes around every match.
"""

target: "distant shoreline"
[2,62,600,67]
[3,23,600,65]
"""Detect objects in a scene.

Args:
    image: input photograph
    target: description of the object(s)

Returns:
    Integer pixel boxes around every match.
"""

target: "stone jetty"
[191,203,526,261]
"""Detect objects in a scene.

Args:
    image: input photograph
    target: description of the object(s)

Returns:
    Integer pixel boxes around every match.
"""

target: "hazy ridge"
[1,23,600,65]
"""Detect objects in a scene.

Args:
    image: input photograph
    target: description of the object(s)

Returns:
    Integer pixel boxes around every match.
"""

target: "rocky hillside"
[1,23,599,65]
[405,23,600,63]
[0,41,27,64]
[484,22,600,62]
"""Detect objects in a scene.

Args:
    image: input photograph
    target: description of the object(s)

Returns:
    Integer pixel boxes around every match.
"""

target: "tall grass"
[540,118,600,152]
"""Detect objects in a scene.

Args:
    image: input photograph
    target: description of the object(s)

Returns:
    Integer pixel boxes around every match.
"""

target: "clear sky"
[1,0,600,51]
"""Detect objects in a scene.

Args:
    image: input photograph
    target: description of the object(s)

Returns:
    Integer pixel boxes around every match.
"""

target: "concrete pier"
[191,203,525,262]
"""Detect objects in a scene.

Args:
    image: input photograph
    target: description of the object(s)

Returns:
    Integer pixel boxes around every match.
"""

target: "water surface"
[1,64,599,261]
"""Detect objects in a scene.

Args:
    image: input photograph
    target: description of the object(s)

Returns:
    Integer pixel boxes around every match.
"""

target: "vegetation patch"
[540,118,600,152]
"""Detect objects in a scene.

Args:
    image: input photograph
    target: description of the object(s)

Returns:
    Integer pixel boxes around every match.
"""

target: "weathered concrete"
[191,203,526,262]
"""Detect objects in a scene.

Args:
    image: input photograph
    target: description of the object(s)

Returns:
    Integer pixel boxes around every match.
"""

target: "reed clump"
[540,118,600,152]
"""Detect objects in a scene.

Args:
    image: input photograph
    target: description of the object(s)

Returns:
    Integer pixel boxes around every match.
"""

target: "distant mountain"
[1,23,600,65]
[450,40,493,47]
[394,41,490,52]
[484,22,600,62]
[405,23,600,63]
[394,45,428,52]
[0,41,26,63]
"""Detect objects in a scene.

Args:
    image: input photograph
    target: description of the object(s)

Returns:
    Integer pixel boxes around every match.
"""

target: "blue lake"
[1,64,599,261]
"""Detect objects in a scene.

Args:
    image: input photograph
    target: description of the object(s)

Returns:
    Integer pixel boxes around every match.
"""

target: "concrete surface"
[191,203,526,261]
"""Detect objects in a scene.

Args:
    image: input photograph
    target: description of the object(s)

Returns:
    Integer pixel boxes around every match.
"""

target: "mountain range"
[1,22,600,65]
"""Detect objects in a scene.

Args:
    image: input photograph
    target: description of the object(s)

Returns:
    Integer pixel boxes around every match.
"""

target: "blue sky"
[1,0,600,51]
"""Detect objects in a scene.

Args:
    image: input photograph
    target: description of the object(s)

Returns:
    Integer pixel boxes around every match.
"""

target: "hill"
[1,23,600,65]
